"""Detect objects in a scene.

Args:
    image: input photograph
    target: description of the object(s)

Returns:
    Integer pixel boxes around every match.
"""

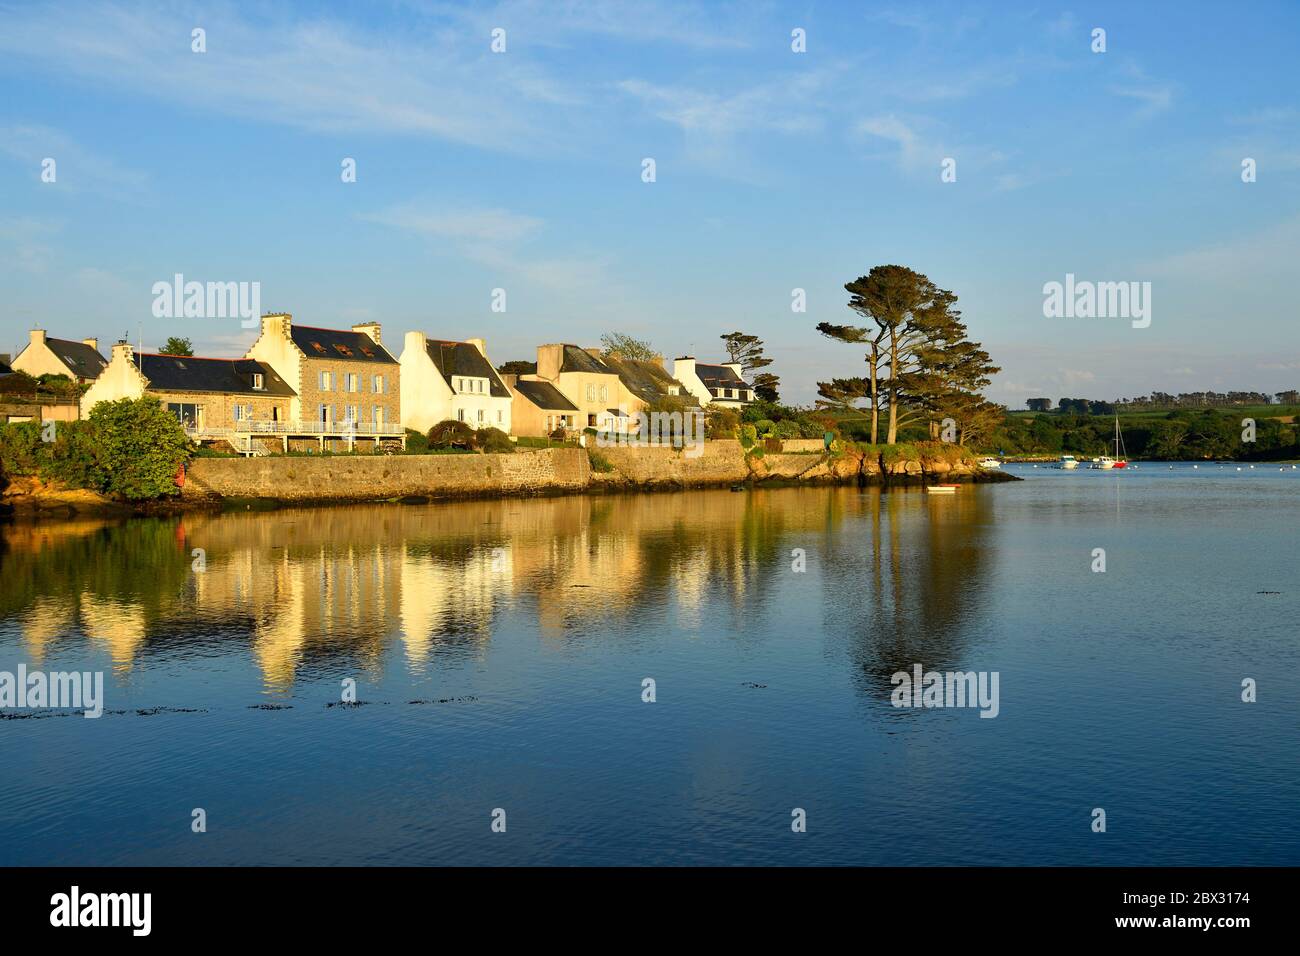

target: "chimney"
[536,344,564,381]
[262,313,292,338]
[466,337,487,357]
[673,356,696,381]
[723,362,743,377]
[82,337,99,352]
[112,341,135,364]
[352,322,381,344]
[501,373,518,388]
[404,330,427,358]
[30,329,46,346]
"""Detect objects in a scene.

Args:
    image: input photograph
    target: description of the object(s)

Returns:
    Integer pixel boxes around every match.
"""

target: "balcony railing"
[184,420,405,439]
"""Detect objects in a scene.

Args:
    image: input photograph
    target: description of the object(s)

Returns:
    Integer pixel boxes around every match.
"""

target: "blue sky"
[2,0,1298,406]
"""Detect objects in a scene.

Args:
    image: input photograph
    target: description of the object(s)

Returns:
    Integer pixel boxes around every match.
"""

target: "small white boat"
[1091,456,1117,470]
[978,457,1001,469]
[1054,455,1079,470]
[925,484,959,494]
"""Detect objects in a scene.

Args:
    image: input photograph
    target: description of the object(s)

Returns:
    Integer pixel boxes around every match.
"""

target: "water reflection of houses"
[3,488,830,686]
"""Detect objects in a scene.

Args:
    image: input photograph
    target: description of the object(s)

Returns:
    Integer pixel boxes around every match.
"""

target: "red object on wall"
[175,462,186,488]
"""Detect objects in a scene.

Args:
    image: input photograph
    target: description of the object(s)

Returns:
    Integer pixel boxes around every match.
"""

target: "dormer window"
[359,344,374,358]
[311,342,326,354]
[334,344,353,357]
[252,373,265,390]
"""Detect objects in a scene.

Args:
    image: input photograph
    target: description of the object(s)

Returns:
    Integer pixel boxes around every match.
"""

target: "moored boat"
[978,457,1001,469]
[1055,455,1079,470]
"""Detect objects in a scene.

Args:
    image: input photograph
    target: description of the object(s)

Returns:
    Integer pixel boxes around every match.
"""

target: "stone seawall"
[174,440,1012,507]
[183,448,591,502]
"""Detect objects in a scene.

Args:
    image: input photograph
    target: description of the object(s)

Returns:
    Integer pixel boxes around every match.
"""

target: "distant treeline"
[990,407,1298,460]
[1027,391,1297,413]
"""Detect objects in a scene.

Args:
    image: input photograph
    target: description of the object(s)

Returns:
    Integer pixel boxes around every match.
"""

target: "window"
[346,405,358,422]
[477,409,484,423]
[319,371,332,391]
[373,406,382,425]
[588,413,597,427]
[319,404,330,423]
[334,344,353,357]
[497,410,502,423]
[252,373,264,390]
[311,342,326,354]
[346,373,358,392]
[359,344,374,358]
[586,384,595,401]
[599,385,608,402]
[374,375,385,395]
[457,408,465,422]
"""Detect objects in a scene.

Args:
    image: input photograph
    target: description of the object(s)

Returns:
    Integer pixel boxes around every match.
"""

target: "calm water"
[2,463,1298,866]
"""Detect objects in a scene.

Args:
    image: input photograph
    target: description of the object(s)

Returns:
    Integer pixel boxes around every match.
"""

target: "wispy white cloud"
[0,3,587,153]
[363,201,614,298]
[1109,64,1175,119]
[361,206,542,243]
[0,125,148,200]
[0,217,60,274]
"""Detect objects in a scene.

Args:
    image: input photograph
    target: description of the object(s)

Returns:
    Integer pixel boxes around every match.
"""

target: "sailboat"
[1090,417,1129,469]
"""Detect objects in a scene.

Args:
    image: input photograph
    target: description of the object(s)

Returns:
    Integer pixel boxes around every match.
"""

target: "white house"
[672,357,755,408]
[399,332,513,434]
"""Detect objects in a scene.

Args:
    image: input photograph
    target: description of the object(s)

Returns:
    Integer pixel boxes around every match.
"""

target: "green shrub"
[706,408,739,440]
[475,426,514,453]
[754,418,776,437]
[772,420,802,440]
[428,419,477,449]
[86,397,193,500]
[404,427,431,453]
[586,446,615,473]
[739,423,758,449]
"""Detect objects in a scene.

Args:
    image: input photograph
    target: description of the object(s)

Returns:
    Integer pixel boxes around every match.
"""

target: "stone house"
[502,375,579,437]
[81,342,295,450]
[245,314,403,446]
[399,333,513,434]
[523,344,635,433]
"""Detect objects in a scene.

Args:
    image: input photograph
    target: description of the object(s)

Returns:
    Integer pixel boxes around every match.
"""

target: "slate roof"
[602,356,697,405]
[424,340,510,397]
[0,358,11,374]
[558,345,615,375]
[290,325,397,364]
[44,338,108,377]
[135,354,297,396]
[512,379,578,411]
[694,363,751,390]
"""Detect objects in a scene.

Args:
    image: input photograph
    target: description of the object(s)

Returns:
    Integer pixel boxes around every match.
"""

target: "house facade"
[245,314,403,445]
[81,342,295,450]
[399,332,512,434]
[602,354,694,408]
[12,330,108,383]
[502,375,579,437]
[673,357,754,409]
[526,344,634,433]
